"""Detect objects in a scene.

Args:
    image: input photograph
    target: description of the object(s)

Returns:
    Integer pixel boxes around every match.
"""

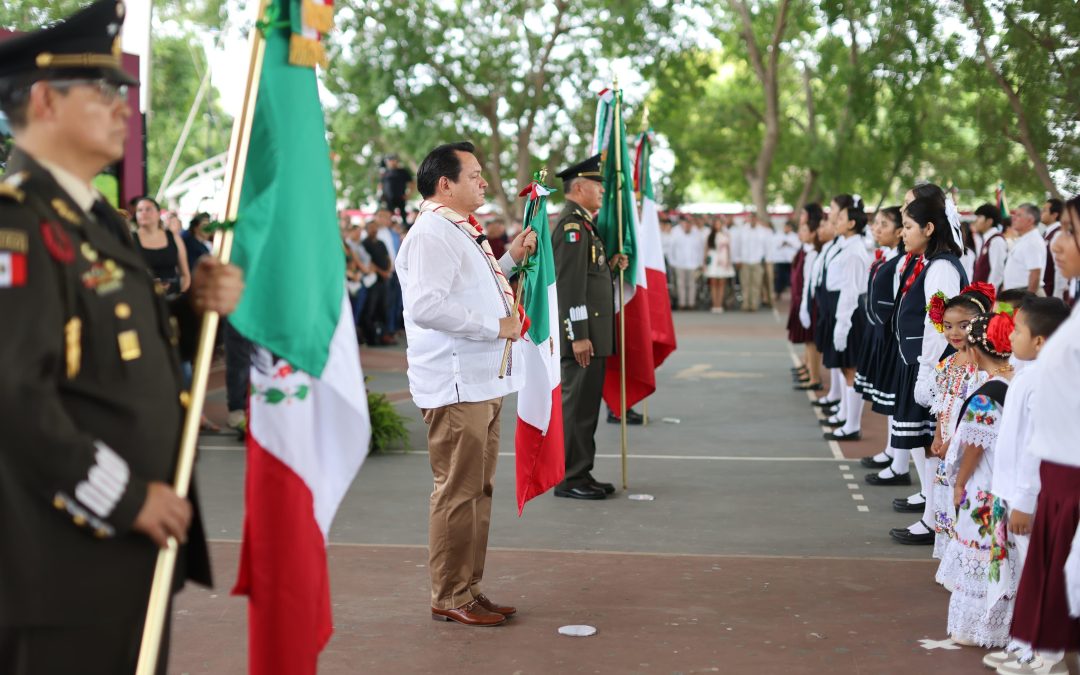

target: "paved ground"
[175,302,992,674]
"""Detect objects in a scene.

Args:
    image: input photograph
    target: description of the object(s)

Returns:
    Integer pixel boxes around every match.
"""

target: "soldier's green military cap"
[0,0,138,90]
[556,154,603,183]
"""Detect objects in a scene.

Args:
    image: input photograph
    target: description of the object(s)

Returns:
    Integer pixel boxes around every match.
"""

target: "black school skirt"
[888,358,934,449]
[821,290,861,369]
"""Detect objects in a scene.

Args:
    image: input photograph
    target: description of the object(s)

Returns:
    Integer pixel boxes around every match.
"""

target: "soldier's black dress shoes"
[607,408,644,425]
[590,479,616,495]
[554,485,606,500]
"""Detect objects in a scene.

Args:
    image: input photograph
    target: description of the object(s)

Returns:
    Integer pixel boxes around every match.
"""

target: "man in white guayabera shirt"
[396,141,537,627]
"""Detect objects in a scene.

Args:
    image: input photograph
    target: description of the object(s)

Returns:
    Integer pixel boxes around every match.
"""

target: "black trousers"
[361,281,388,345]
[1,612,171,675]
[224,319,252,412]
[559,355,606,489]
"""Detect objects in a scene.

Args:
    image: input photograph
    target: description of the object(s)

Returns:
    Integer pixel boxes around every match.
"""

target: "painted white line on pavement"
[846,483,858,490]
[196,445,850,462]
[838,464,850,470]
[827,439,843,460]
[857,505,870,513]
[842,473,855,479]
[852,494,865,501]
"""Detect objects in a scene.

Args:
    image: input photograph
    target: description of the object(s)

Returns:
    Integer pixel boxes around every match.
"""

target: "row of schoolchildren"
[785,186,1080,674]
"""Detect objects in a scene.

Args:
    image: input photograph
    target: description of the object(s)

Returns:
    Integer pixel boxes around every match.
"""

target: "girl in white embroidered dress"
[939,310,1017,648]
[927,286,995,571]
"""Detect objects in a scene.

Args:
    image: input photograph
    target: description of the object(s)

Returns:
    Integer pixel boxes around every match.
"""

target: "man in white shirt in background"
[768,219,800,302]
[1041,198,1066,298]
[396,141,536,627]
[739,214,772,311]
[669,217,706,309]
[1002,203,1046,294]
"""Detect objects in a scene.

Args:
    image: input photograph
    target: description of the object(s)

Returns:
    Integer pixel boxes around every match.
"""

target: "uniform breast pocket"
[71,287,126,382]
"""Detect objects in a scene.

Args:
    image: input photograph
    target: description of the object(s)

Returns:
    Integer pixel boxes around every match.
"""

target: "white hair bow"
[945,196,964,251]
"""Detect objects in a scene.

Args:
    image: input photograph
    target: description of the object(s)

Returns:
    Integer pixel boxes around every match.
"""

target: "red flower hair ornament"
[959,282,997,312]
[986,312,1014,355]
[926,291,948,333]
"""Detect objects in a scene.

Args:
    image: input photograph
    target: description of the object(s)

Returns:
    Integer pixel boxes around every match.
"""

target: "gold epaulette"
[0,172,28,203]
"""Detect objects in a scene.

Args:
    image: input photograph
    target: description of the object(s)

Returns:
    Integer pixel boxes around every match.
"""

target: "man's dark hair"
[0,76,37,131]
[904,194,962,258]
[416,141,476,198]
[1046,198,1063,219]
[997,288,1035,311]
[974,203,1000,226]
[1017,296,1070,339]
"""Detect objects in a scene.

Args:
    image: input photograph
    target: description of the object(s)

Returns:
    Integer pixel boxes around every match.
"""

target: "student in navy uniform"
[551,155,626,500]
[806,207,843,415]
[857,207,907,473]
[0,3,244,672]
[875,188,969,546]
[819,194,872,441]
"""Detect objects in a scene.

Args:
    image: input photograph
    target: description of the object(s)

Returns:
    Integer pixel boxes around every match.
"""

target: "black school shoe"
[860,454,893,469]
[865,471,912,486]
[889,521,935,545]
[811,399,841,408]
[825,429,861,441]
[892,496,926,513]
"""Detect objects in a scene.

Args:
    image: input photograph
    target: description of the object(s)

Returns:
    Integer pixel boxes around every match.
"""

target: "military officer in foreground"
[0,2,243,672]
[551,155,627,500]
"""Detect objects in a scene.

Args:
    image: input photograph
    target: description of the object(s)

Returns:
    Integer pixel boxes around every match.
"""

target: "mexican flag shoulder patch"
[565,231,580,244]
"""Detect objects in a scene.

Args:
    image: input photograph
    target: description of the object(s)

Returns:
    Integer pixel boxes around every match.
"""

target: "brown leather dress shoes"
[431,600,506,626]
[474,593,516,617]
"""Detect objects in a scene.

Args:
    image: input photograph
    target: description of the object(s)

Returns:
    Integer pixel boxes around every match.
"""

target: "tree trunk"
[729,0,792,223]
[961,0,1062,199]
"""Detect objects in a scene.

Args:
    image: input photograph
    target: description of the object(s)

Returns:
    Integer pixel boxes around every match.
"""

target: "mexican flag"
[594,89,655,412]
[229,3,370,674]
[635,131,677,368]
[513,178,564,514]
[995,181,1009,219]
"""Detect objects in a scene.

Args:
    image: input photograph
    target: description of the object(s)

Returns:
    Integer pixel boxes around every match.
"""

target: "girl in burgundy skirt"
[1010,196,1080,670]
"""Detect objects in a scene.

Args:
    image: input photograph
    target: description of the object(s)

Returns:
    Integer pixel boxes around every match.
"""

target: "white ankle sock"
[908,520,931,535]
[841,387,863,434]
[889,448,910,475]
[835,381,849,422]
[906,492,925,505]
[872,451,891,462]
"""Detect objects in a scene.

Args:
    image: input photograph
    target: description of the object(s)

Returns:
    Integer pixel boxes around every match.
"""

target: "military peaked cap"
[556,154,603,183]
[0,0,137,88]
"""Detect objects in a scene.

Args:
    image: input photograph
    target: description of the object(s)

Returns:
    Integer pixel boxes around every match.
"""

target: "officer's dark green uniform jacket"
[551,199,615,359]
[0,149,210,626]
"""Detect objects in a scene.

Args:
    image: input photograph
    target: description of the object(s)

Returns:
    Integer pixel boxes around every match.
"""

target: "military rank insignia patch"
[566,231,580,243]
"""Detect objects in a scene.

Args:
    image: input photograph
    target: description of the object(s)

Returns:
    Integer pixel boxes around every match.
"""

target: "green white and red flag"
[634,130,677,368]
[594,89,654,411]
[514,177,564,513]
[228,2,369,674]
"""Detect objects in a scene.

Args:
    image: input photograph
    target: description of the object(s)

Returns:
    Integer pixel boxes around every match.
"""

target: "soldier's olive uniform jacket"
[0,149,210,627]
[551,199,615,359]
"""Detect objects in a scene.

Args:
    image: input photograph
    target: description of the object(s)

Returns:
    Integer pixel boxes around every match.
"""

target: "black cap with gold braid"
[0,0,137,88]
[556,154,603,183]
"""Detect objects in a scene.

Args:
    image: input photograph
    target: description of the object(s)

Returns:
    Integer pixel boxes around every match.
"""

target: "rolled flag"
[634,130,677,368]
[513,176,565,513]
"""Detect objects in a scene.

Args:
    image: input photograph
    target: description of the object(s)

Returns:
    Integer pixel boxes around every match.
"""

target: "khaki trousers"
[422,398,502,610]
[739,262,765,310]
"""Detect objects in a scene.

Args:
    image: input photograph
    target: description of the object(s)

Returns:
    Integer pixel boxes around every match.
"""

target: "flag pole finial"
[539,167,548,184]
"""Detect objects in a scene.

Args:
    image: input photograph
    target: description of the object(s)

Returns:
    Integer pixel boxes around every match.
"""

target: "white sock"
[920,456,939,527]
[841,387,863,434]
[889,448,911,476]
[906,491,925,505]
[907,519,931,535]
[835,380,849,422]
[872,451,892,462]
[830,369,843,402]
[911,450,926,493]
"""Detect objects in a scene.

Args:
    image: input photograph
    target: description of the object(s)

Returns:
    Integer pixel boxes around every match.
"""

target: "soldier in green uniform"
[551,155,627,500]
[0,3,243,672]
